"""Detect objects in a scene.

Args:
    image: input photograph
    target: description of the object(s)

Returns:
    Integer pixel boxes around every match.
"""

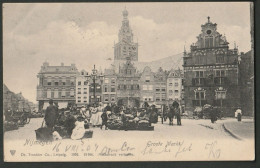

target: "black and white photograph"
[3,2,255,161]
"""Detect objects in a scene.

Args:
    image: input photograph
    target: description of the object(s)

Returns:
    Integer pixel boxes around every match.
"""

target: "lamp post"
[89,65,104,105]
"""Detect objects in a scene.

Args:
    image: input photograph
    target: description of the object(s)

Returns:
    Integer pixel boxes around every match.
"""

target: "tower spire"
[207,16,210,23]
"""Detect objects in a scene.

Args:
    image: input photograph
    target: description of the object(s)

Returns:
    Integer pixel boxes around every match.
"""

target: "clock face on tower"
[206,29,212,35]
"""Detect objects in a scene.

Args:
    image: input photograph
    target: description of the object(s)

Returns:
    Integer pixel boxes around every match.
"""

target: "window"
[55,82,59,86]
[104,87,108,92]
[78,97,81,99]
[205,36,213,48]
[83,91,87,94]
[193,89,206,107]
[127,85,131,90]
[156,98,160,101]
[161,94,166,101]
[104,95,109,102]
[48,82,51,86]
[169,83,173,86]
[214,70,226,85]
[148,85,153,91]
[175,90,179,96]
[216,56,224,63]
[47,89,51,98]
[145,76,150,82]
[78,100,81,103]
[62,82,66,85]
[156,88,160,92]
[84,88,87,90]
[175,82,179,87]
[78,81,81,85]
[111,87,115,92]
[161,88,166,92]
[214,89,227,106]
[78,91,81,94]
[193,71,205,86]
[143,85,148,90]
[111,78,115,84]
[54,89,58,98]
[70,89,74,97]
[104,78,109,84]
[51,91,54,98]
[215,91,226,99]
[61,89,66,97]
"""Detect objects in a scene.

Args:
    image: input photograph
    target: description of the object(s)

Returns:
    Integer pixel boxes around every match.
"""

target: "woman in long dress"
[96,103,103,126]
[71,117,85,140]
[90,104,103,126]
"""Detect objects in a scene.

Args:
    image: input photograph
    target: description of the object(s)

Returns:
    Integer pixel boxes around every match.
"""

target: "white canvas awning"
[43,101,68,110]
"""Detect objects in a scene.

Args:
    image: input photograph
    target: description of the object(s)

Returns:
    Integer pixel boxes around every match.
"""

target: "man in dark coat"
[64,111,76,137]
[175,105,182,126]
[45,99,58,130]
[168,106,175,126]
[101,111,108,130]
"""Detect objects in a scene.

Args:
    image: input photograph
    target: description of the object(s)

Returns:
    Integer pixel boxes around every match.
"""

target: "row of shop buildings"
[36,61,184,110]
[3,84,37,112]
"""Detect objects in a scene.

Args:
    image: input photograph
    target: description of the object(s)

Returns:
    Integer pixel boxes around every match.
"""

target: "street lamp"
[88,65,104,105]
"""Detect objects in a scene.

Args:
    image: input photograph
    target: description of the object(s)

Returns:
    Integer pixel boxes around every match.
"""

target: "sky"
[3,2,251,103]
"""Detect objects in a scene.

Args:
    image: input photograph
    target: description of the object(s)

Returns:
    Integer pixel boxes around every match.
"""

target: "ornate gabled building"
[114,8,138,73]
[116,57,141,107]
[37,62,78,111]
[183,17,240,117]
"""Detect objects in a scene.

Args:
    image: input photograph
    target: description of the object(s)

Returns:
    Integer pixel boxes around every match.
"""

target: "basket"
[35,120,53,141]
[83,130,93,138]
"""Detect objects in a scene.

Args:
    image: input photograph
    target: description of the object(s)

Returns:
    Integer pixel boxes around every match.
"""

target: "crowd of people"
[43,99,183,138]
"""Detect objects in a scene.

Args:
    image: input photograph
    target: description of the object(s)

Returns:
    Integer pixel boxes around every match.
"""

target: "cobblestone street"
[4,117,254,141]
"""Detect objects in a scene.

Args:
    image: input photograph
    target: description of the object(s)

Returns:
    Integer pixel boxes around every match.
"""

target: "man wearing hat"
[45,99,58,130]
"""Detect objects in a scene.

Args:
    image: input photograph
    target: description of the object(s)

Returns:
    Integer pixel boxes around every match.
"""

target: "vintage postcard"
[3,2,254,161]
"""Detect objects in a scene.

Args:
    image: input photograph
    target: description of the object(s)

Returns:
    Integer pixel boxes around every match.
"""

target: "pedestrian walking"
[44,99,58,130]
[101,111,108,130]
[175,104,182,126]
[209,106,217,123]
[168,106,175,126]
[105,103,112,116]
[236,108,242,122]
[120,110,127,131]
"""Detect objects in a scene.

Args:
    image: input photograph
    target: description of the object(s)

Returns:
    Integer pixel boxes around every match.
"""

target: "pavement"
[222,118,254,140]
[4,117,254,141]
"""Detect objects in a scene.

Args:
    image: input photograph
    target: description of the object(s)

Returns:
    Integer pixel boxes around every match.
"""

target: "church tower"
[114,8,138,62]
